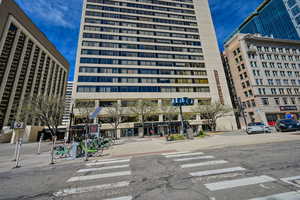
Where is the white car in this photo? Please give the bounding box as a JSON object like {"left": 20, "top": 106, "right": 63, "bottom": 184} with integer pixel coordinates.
{"left": 246, "top": 122, "right": 272, "bottom": 134}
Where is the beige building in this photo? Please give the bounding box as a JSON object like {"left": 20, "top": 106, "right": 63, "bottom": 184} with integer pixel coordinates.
{"left": 224, "top": 33, "right": 300, "bottom": 127}
{"left": 73, "top": 0, "right": 237, "bottom": 137}
{"left": 0, "top": 0, "right": 69, "bottom": 141}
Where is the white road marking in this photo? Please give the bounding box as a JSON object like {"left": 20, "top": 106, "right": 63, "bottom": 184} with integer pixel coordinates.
{"left": 53, "top": 181, "right": 130, "bottom": 197}
{"left": 280, "top": 175, "right": 300, "bottom": 187}
{"left": 165, "top": 152, "right": 204, "bottom": 158}
{"left": 181, "top": 160, "right": 228, "bottom": 168}
{"left": 104, "top": 196, "right": 133, "bottom": 200}
{"left": 86, "top": 159, "right": 130, "bottom": 166}
{"left": 205, "top": 175, "right": 276, "bottom": 191}
{"left": 92, "top": 157, "right": 132, "bottom": 163}
{"left": 161, "top": 151, "right": 190, "bottom": 156}
{"left": 248, "top": 191, "right": 300, "bottom": 200}
{"left": 67, "top": 171, "right": 131, "bottom": 182}
{"left": 77, "top": 164, "right": 130, "bottom": 173}
{"left": 174, "top": 156, "right": 214, "bottom": 162}
{"left": 190, "top": 167, "right": 246, "bottom": 177}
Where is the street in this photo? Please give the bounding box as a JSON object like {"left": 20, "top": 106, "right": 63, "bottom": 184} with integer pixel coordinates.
{"left": 1, "top": 138, "right": 300, "bottom": 200}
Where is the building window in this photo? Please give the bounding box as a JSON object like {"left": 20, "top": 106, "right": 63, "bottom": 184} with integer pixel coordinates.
{"left": 262, "top": 98, "right": 269, "bottom": 105}
{"left": 291, "top": 97, "right": 296, "bottom": 104}
{"left": 274, "top": 98, "right": 280, "bottom": 105}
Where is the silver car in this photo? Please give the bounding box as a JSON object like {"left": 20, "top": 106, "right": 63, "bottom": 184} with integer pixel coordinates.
{"left": 246, "top": 122, "right": 272, "bottom": 134}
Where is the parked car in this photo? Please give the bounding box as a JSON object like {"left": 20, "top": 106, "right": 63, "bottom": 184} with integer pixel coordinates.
{"left": 275, "top": 119, "right": 300, "bottom": 132}
{"left": 246, "top": 122, "right": 272, "bottom": 134}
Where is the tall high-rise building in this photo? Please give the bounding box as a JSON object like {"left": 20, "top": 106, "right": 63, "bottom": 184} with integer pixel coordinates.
{"left": 73, "top": 0, "right": 237, "bottom": 136}
{"left": 62, "top": 81, "right": 74, "bottom": 126}
{"left": 0, "top": 0, "right": 69, "bottom": 139}
{"left": 225, "top": 0, "right": 300, "bottom": 44}
{"left": 224, "top": 33, "right": 300, "bottom": 127}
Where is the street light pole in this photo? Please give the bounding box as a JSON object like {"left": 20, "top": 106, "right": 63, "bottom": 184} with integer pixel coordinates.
{"left": 179, "top": 105, "right": 184, "bottom": 135}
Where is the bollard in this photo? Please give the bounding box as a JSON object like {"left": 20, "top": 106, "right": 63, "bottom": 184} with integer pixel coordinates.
{"left": 15, "top": 136, "right": 23, "bottom": 168}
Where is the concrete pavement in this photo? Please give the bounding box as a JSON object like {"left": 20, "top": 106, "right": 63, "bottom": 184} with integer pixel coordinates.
{"left": 106, "top": 132, "right": 300, "bottom": 158}
{"left": 1, "top": 139, "right": 300, "bottom": 199}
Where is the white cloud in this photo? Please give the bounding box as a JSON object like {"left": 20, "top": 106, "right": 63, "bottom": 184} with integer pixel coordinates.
{"left": 15, "top": 0, "right": 82, "bottom": 28}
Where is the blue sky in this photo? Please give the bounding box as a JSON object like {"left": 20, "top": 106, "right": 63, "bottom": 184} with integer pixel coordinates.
{"left": 15, "top": 0, "right": 263, "bottom": 80}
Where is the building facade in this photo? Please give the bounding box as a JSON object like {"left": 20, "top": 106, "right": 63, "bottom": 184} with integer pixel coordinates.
{"left": 224, "top": 33, "right": 300, "bottom": 127}
{"left": 73, "top": 0, "right": 237, "bottom": 136}
{"left": 225, "top": 0, "right": 300, "bottom": 44}
{"left": 62, "top": 81, "right": 73, "bottom": 126}
{"left": 0, "top": 0, "right": 69, "bottom": 137}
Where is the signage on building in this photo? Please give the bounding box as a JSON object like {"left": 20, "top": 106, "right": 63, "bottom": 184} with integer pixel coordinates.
{"left": 172, "top": 97, "right": 194, "bottom": 106}
{"left": 89, "top": 107, "right": 102, "bottom": 119}
{"left": 13, "top": 121, "right": 25, "bottom": 129}
{"left": 279, "top": 106, "right": 298, "bottom": 111}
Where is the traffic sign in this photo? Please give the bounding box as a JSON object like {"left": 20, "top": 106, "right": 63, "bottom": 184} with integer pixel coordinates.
{"left": 13, "top": 121, "right": 25, "bottom": 129}
{"left": 89, "top": 107, "right": 102, "bottom": 119}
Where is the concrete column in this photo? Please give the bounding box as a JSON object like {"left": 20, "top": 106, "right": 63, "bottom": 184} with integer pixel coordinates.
{"left": 44, "top": 58, "right": 53, "bottom": 96}
{"left": 48, "top": 64, "right": 58, "bottom": 97}
{"left": 159, "top": 114, "right": 164, "bottom": 122}
{"left": 117, "top": 100, "right": 122, "bottom": 105}
{"left": 4, "top": 37, "right": 29, "bottom": 125}
{"left": 117, "top": 129, "right": 121, "bottom": 139}
{"left": 0, "top": 29, "right": 21, "bottom": 101}
{"left": 138, "top": 127, "right": 143, "bottom": 137}
{"left": 29, "top": 50, "right": 43, "bottom": 97}
{"left": 17, "top": 44, "right": 37, "bottom": 120}
{"left": 29, "top": 50, "right": 43, "bottom": 126}
{"left": 37, "top": 55, "right": 48, "bottom": 96}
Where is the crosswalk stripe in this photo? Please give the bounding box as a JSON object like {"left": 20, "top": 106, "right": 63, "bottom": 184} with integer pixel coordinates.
{"left": 181, "top": 160, "right": 228, "bottom": 168}
{"left": 77, "top": 165, "right": 130, "bottom": 173}
{"left": 161, "top": 151, "right": 190, "bottom": 156}
{"left": 280, "top": 175, "right": 300, "bottom": 187}
{"left": 190, "top": 167, "right": 246, "bottom": 177}
{"left": 174, "top": 156, "right": 214, "bottom": 162}
{"left": 53, "top": 181, "right": 130, "bottom": 197}
{"left": 165, "top": 152, "right": 204, "bottom": 158}
{"left": 248, "top": 191, "right": 300, "bottom": 200}
{"left": 92, "top": 157, "right": 132, "bottom": 163}
{"left": 104, "top": 196, "right": 133, "bottom": 200}
{"left": 67, "top": 171, "right": 131, "bottom": 182}
{"left": 86, "top": 159, "right": 130, "bottom": 166}
{"left": 205, "top": 175, "right": 276, "bottom": 191}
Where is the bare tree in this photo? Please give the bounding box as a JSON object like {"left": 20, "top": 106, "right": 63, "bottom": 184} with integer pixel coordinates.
{"left": 23, "top": 95, "right": 65, "bottom": 164}
{"left": 75, "top": 100, "right": 95, "bottom": 161}
{"left": 192, "top": 101, "right": 233, "bottom": 132}
{"left": 160, "top": 102, "right": 179, "bottom": 136}
{"left": 129, "top": 100, "right": 158, "bottom": 137}
{"left": 105, "top": 103, "right": 125, "bottom": 139}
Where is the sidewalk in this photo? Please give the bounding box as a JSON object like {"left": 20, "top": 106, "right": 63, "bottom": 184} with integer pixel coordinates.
{"left": 0, "top": 131, "right": 299, "bottom": 173}
{"left": 0, "top": 142, "right": 84, "bottom": 173}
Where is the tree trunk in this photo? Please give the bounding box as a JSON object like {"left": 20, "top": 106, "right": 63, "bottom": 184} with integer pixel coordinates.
{"left": 211, "top": 121, "right": 217, "bottom": 132}
{"left": 141, "top": 118, "right": 145, "bottom": 138}
{"left": 50, "top": 136, "right": 57, "bottom": 164}
{"left": 114, "top": 128, "right": 117, "bottom": 140}
{"left": 84, "top": 125, "right": 88, "bottom": 161}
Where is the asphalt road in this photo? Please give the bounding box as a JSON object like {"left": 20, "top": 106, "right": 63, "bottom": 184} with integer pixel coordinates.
{"left": 1, "top": 140, "right": 300, "bottom": 200}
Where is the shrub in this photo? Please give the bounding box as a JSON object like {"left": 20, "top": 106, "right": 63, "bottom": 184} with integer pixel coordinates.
{"left": 196, "top": 130, "right": 207, "bottom": 138}
{"left": 167, "top": 134, "right": 186, "bottom": 141}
